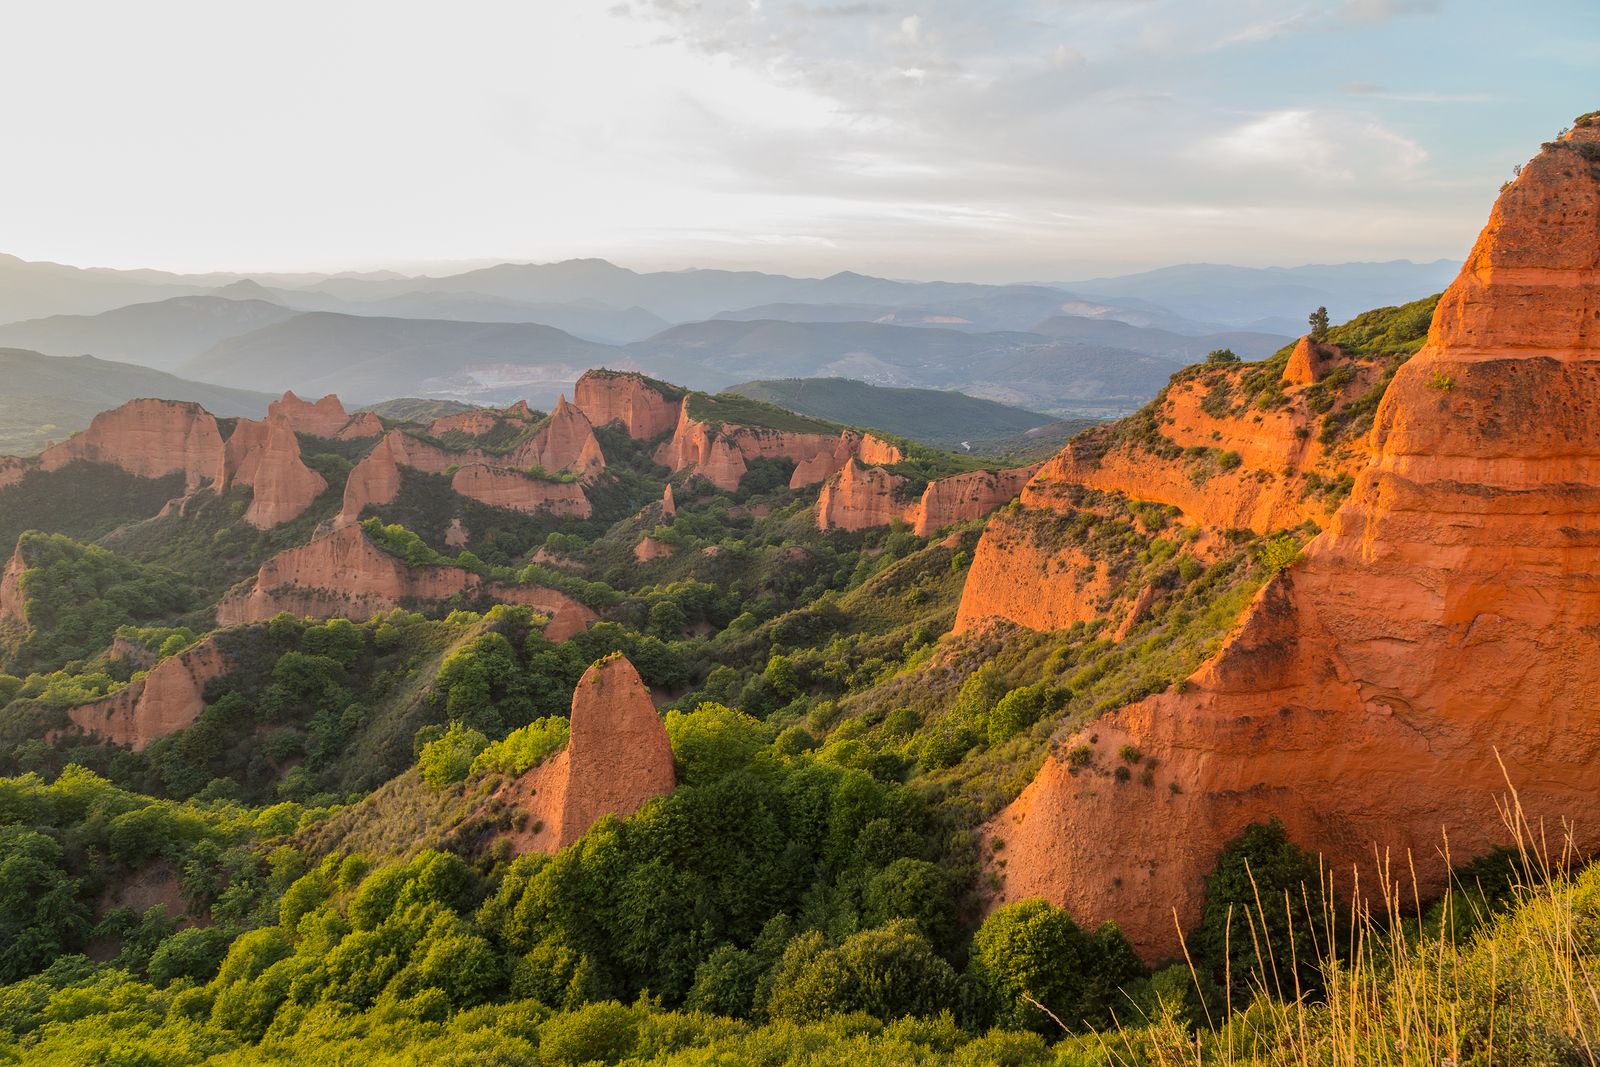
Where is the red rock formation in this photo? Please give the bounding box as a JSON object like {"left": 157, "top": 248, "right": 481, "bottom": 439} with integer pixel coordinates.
{"left": 661, "top": 484, "right": 677, "bottom": 518}
{"left": 634, "top": 536, "right": 674, "bottom": 562}
{"left": 815, "top": 460, "right": 1037, "bottom": 535}
{"left": 335, "top": 412, "right": 385, "bottom": 440}
{"left": 226, "top": 414, "right": 328, "bottom": 528}
{"left": 1283, "top": 337, "right": 1337, "bottom": 386}
{"left": 444, "top": 517, "right": 470, "bottom": 549}
{"left": 64, "top": 638, "right": 230, "bottom": 751}
{"left": 270, "top": 391, "right": 352, "bottom": 437}
{"left": 816, "top": 460, "right": 908, "bottom": 531}
{"left": 0, "top": 540, "right": 27, "bottom": 624}
{"left": 216, "top": 525, "right": 597, "bottom": 640}
{"left": 0, "top": 456, "right": 25, "bottom": 490}
{"left": 954, "top": 341, "right": 1381, "bottom": 634}
{"left": 449, "top": 464, "right": 592, "bottom": 518}
{"left": 858, "top": 434, "right": 905, "bottom": 466}
{"left": 655, "top": 404, "right": 856, "bottom": 492}
{"left": 429, "top": 409, "right": 503, "bottom": 438}
{"left": 37, "top": 399, "right": 226, "bottom": 491}
{"left": 983, "top": 123, "right": 1600, "bottom": 962}
{"left": 507, "top": 396, "right": 606, "bottom": 483}
{"left": 907, "top": 465, "right": 1038, "bottom": 537}
{"left": 504, "top": 400, "right": 536, "bottom": 421}
{"left": 503, "top": 655, "right": 676, "bottom": 852}
{"left": 336, "top": 430, "right": 463, "bottom": 526}
{"left": 574, "top": 369, "right": 684, "bottom": 440}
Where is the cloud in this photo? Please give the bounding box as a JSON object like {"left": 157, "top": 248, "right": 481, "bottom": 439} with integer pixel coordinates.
{"left": 1341, "top": 0, "right": 1441, "bottom": 24}
{"left": 1341, "top": 83, "right": 1493, "bottom": 104}
{"left": 1207, "top": 109, "right": 1427, "bottom": 182}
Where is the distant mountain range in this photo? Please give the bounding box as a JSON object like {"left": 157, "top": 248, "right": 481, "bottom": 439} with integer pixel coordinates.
{"left": 0, "top": 348, "right": 271, "bottom": 455}
{"left": 0, "top": 251, "right": 1454, "bottom": 416}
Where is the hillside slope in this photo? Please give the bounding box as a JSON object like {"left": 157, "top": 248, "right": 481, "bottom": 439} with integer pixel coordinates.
{"left": 724, "top": 377, "right": 1072, "bottom": 452}
{"left": 0, "top": 349, "right": 273, "bottom": 455}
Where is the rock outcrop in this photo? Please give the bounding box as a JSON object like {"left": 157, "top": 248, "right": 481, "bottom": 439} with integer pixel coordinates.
{"left": 429, "top": 409, "right": 504, "bottom": 438}
{"left": 954, "top": 340, "right": 1387, "bottom": 634}
{"left": 502, "top": 655, "right": 676, "bottom": 852}
{"left": 338, "top": 414, "right": 600, "bottom": 527}
{"left": 574, "top": 369, "right": 684, "bottom": 440}
{"left": 449, "top": 465, "right": 591, "bottom": 518}
{"left": 816, "top": 460, "right": 1039, "bottom": 535}
{"left": 982, "top": 122, "right": 1600, "bottom": 962}
{"left": 633, "top": 536, "right": 674, "bottom": 562}
{"left": 907, "top": 465, "right": 1039, "bottom": 537}
{"left": 216, "top": 525, "right": 597, "bottom": 640}
{"left": 37, "top": 399, "right": 227, "bottom": 491}
{"left": 225, "top": 414, "right": 328, "bottom": 528}
{"left": 789, "top": 431, "right": 906, "bottom": 489}
{"left": 64, "top": 638, "right": 231, "bottom": 751}
{"left": 507, "top": 396, "right": 606, "bottom": 482}
{"left": 0, "top": 541, "right": 27, "bottom": 624}
{"left": 269, "top": 391, "right": 353, "bottom": 437}
{"left": 335, "top": 412, "right": 385, "bottom": 440}
{"left": 815, "top": 460, "right": 909, "bottom": 531}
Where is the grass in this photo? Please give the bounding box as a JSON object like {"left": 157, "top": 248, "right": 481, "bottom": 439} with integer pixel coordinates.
{"left": 1084, "top": 768, "right": 1600, "bottom": 1066}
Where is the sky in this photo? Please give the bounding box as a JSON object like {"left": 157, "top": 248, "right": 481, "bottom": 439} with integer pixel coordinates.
{"left": 0, "top": 0, "right": 1593, "bottom": 281}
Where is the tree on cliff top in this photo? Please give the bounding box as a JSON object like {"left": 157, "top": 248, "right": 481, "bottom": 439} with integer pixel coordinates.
{"left": 1308, "top": 306, "right": 1330, "bottom": 344}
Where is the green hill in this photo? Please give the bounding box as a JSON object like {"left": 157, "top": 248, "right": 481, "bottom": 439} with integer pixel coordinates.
{"left": 0, "top": 348, "right": 272, "bottom": 456}
{"left": 724, "top": 376, "right": 1090, "bottom": 454}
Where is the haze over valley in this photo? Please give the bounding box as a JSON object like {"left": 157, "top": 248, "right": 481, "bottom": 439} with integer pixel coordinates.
{"left": 1, "top": 3, "right": 1596, "bottom": 1064}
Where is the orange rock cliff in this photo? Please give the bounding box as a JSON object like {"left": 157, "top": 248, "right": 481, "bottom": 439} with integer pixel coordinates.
{"left": 815, "top": 459, "right": 1039, "bottom": 535}
{"left": 500, "top": 655, "right": 677, "bottom": 853}
{"left": 215, "top": 525, "right": 597, "bottom": 640}
{"left": 0, "top": 541, "right": 28, "bottom": 624}
{"left": 224, "top": 413, "right": 328, "bottom": 528}
{"left": 979, "top": 123, "right": 1600, "bottom": 962}
{"left": 573, "top": 369, "right": 684, "bottom": 441}
{"left": 37, "top": 399, "right": 227, "bottom": 491}
{"left": 63, "top": 637, "right": 232, "bottom": 751}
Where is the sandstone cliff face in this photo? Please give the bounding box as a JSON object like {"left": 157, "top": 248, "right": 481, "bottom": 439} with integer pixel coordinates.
{"left": 0, "top": 541, "right": 27, "bottom": 624}
{"left": 955, "top": 341, "right": 1381, "bottom": 633}
{"left": 335, "top": 412, "right": 385, "bottom": 440}
{"left": 226, "top": 414, "right": 328, "bottom": 528}
{"left": 655, "top": 405, "right": 867, "bottom": 493}
{"left": 908, "top": 465, "right": 1039, "bottom": 537}
{"left": 507, "top": 396, "right": 606, "bottom": 483}
{"left": 788, "top": 431, "right": 905, "bottom": 489}
{"left": 65, "top": 637, "right": 231, "bottom": 751}
{"left": 270, "top": 391, "right": 353, "bottom": 437}
{"left": 503, "top": 655, "right": 676, "bottom": 853}
{"left": 633, "top": 536, "right": 674, "bottom": 562}
{"left": 429, "top": 409, "right": 504, "bottom": 438}
{"left": 37, "top": 399, "right": 226, "bottom": 491}
{"left": 574, "top": 369, "right": 683, "bottom": 440}
{"left": 815, "top": 460, "right": 909, "bottom": 531}
{"left": 216, "top": 525, "right": 597, "bottom": 640}
{"left": 449, "top": 465, "right": 592, "bottom": 518}
{"left": 815, "top": 460, "right": 1039, "bottom": 535}
{"left": 338, "top": 417, "right": 599, "bottom": 527}
{"left": 983, "top": 124, "right": 1600, "bottom": 961}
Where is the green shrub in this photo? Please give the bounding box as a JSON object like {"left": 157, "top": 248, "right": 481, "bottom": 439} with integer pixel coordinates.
{"left": 417, "top": 723, "right": 490, "bottom": 787}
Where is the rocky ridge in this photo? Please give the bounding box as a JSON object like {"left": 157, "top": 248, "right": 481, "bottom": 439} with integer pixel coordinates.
{"left": 215, "top": 525, "right": 597, "bottom": 640}
{"left": 979, "top": 123, "right": 1600, "bottom": 960}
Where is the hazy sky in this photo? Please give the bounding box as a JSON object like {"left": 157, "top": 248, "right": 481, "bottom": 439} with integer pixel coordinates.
{"left": 0, "top": 0, "right": 1592, "bottom": 280}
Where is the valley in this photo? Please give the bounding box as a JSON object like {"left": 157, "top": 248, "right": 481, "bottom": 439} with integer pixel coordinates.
{"left": 0, "top": 97, "right": 1597, "bottom": 1067}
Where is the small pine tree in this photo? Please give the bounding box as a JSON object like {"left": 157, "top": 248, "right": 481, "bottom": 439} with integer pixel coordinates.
{"left": 1308, "top": 306, "right": 1330, "bottom": 343}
